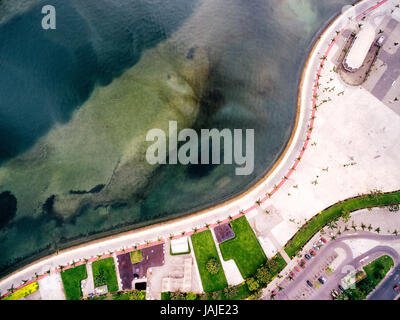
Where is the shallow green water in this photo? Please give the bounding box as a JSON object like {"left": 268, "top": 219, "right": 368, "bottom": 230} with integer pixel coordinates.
{"left": 0, "top": 0, "right": 353, "bottom": 276}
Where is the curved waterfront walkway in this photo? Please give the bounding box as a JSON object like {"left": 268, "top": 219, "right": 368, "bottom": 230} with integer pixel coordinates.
{"left": 0, "top": 0, "right": 393, "bottom": 299}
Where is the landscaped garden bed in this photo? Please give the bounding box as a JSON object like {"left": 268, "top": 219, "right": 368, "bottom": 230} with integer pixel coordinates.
{"left": 130, "top": 250, "right": 143, "bottom": 264}
{"left": 92, "top": 257, "right": 119, "bottom": 293}
{"left": 337, "top": 255, "right": 394, "bottom": 300}
{"left": 191, "top": 230, "right": 228, "bottom": 292}
{"left": 2, "top": 281, "right": 39, "bottom": 300}
{"left": 284, "top": 190, "right": 400, "bottom": 258}
{"left": 219, "top": 216, "right": 267, "bottom": 279}
{"left": 60, "top": 264, "right": 87, "bottom": 300}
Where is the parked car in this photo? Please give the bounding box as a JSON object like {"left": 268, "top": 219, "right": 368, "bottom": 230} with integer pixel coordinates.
{"left": 313, "top": 244, "right": 320, "bottom": 251}
{"left": 305, "top": 254, "right": 311, "bottom": 260}
{"left": 376, "top": 35, "right": 385, "bottom": 47}
{"left": 394, "top": 285, "right": 399, "bottom": 291}
{"left": 306, "top": 280, "right": 313, "bottom": 287}
{"left": 320, "top": 237, "right": 327, "bottom": 243}
{"left": 331, "top": 290, "right": 338, "bottom": 298}
{"left": 299, "top": 259, "right": 306, "bottom": 269}
{"left": 318, "top": 277, "right": 326, "bottom": 284}
{"left": 309, "top": 249, "right": 316, "bottom": 256}
{"left": 338, "top": 284, "right": 345, "bottom": 292}
{"left": 294, "top": 266, "right": 300, "bottom": 273}
{"left": 289, "top": 271, "right": 295, "bottom": 278}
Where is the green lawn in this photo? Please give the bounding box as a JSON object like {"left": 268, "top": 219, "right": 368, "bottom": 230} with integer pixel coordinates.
{"left": 92, "top": 257, "right": 119, "bottom": 293}
{"left": 339, "top": 255, "right": 394, "bottom": 300}
{"left": 130, "top": 250, "right": 143, "bottom": 264}
{"left": 60, "top": 265, "right": 87, "bottom": 300}
{"left": 284, "top": 191, "right": 400, "bottom": 257}
{"left": 191, "top": 230, "right": 228, "bottom": 292}
{"left": 219, "top": 216, "right": 267, "bottom": 279}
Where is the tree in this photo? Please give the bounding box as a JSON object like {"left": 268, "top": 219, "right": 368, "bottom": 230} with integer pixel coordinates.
{"left": 246, "top": 277, "right": 260, "bottom": 292}
{"left": 128, "top": 290, "right": 146, "bottom": 300}
{"left": 375, "top": 227, "right": 381, "bottom": 234}
{"left": 223, "top": 286, "right": 238, "bottom": 299}
{"left": 248, "top": 289, "right": 262, "bottom": 300}
{"left": 341, "top": 209, "right": 351, "bottom": 222}
{"left": 256, "top": 266, "right": 271, "bottom": 284}
{"left": 95, "top": 270, "right": 105, "bottom": 286}
{"left": 210, "top": 291, "right": 220, "bottom": 300}
{"left": 170, "top": 291, "right": 185, "bottom": 300}
{"left": 388, "top": 204, "right": 399, "bottom": 212}
{"left": 206, "top": 258, "right": 220, "bottom": 275}
{"left": 186, "top": 292, "right": 197, "bottom": 300}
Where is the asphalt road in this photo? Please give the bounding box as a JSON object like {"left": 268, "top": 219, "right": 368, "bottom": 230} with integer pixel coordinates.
{"left": 367, "top": 263, "right": 400, "bottom": 300}
{"left": 268, "top": 231, "right": 400, "bottom": 300}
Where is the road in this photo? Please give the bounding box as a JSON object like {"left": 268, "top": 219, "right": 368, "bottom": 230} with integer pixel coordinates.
{"left": 367, "top": 263, "right": 400, "bottom": 300}
{"left": 267, "top": 231, "right": 400, "bottom": 300}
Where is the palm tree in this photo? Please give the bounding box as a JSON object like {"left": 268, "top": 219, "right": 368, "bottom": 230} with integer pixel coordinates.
{"left": 393, "top": 230, "right": 398, "bottom": 236}
{"left": 59, "top": 265, "right": 64, "bottom": 272}
{"left": 327, "top": 222, "right": 337, "bottom": 230}
{"left": 331, "top": 235, "right": 336, "bottom": 241}
{"left": 367, "top": 224, "right": 373, "bottom": 232}
{"left": 169, "top": 234, "right": 174, "bottom": 240}
{"left": 228, "top": 215, "right": 233, "bottom": 221}
{"left": 256, "top": 199, "right": 262, "bottom": 206}
{"left": 375, "top": 227, "right": 381, "bottom": 234}
{"left": 193, "top": 227, "right": 198, "bottom": 233}
{"left": 205, "top": 223, "right": 210, "bottom": 229}
{"left": 181, "top": 231, "right": 186, "bottom": 236}
{"left": 217, "top": 220, "right": 221, "bottom": 225}
{"left": 71, "top": 261, "right": 76, "bottom": 267}
{"left": 8, "top": 285, "right": 14, "bottom": 293}
{"left": 239, "top": 210, "right": 244, "bottom": 215}
{"left": 361, "top": 223, "right": 366, "bottom": 231}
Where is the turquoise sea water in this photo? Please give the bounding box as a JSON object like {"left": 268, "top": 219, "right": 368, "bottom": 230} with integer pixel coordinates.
{"left": 0, "top": 0, "right": 352, "bottom": 276}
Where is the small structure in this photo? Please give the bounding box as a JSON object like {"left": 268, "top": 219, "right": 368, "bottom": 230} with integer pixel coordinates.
{"left": 94, "top": 285, "right": 108, "bottom": 296}
{"left": 170, "top": 237, "right": 190, "bottom": 254}
{"left": 161, "top": 258, "right": 193, "bottom": 293}
{"left": 214, "top": 223, "right": 235, "bottom": 243}
{"left": 343, "top": 23, "right": 376, "bottom": 72}
{"left": 340, "top": 268, "right": 366, "bottom": 289}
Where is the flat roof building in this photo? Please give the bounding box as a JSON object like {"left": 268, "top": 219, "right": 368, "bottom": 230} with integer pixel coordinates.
{"left": 343, "top": 23, "right": 376, "bottom": 71}
{"left": 170, "top": 237, "right": 190, "bottom": 254}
